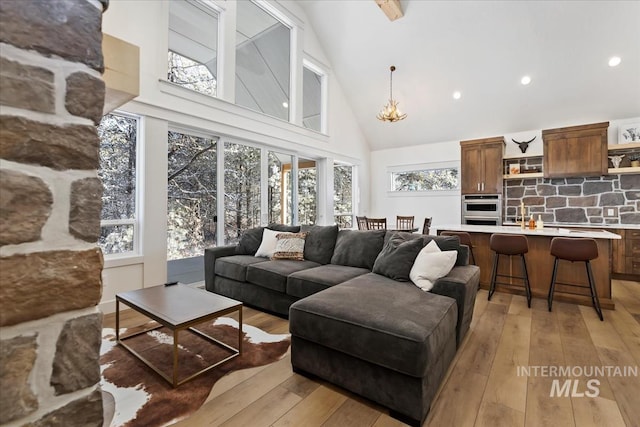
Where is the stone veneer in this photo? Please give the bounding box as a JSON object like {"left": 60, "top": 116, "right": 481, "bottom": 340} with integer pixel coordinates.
{"left": 505, "top": 157, "right": 640, "bottom": 225}
{"left": 0, "top": 1, "right": 108, "bottom": 426}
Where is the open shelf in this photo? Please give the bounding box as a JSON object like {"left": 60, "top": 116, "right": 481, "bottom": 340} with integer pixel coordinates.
{"left": 503, "top": 172, "right": 544, "bottom": 179}
{"left": 608, "top": 167, "right": 640, "bottom": 174}
{"left": 608, "top": 142, "right": 640, "bottom": 151}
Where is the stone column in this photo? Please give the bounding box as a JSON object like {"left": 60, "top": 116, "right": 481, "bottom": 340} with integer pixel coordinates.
{"left": 0, "top": 1, "right": 108, "bottom": 425}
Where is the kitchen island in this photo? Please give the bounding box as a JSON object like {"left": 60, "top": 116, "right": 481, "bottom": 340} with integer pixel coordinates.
{"left": 435, "top": 224, "right": 621, "bottom": 309}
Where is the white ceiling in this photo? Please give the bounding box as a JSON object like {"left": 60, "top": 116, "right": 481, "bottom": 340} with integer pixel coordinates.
{"left": 299, "top": 1, "right": 640, "bottom": 150}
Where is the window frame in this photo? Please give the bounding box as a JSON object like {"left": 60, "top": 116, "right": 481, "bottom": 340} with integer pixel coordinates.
{"left": 167, "top": 0, "right": 222, "bottom": 98}
{"left": 98, "top": 111, "right": 142, "bottom": 259}
{"left": 387, "top": 161, "right": 461, "bottom": 196}
{"left": 302, "top": 58, "right": 328, "bottom": 134}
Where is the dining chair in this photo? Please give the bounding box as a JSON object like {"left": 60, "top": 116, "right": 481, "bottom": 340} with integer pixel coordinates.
{"left": 356, "top": 216, "right": 368, "bottom": 230}
{"left": 422, "top": 217, "right": 432, "bottom": 235}
{"left": 396, "top": 215, "right": 415, "bottom": 231}
{"left": 366, "top": 217, "right": 387, "bottom": 230}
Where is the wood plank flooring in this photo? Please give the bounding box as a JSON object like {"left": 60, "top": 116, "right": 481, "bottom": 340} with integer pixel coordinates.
{"left": 102, "top": 279, "right": 640, "bottom": 427}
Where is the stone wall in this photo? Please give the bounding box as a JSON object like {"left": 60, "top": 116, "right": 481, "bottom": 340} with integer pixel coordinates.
{"left": 0, "top": 1, "right": 107, "bottom": 426}
{"left": 504, "top": 158, "right": 640, "bottom": 225}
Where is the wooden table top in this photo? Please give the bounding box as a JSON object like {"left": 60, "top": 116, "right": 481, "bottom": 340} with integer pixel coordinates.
{"left": 116, "top": 284, "right": 241, "bottom": 328}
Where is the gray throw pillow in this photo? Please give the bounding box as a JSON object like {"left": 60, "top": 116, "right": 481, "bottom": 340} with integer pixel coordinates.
{"left": 330, "top": 229, "right": 386, "bottom": 270}
{"left": 235, "top": 227, "right": 265, "bottom": 255}
{"left": 301, "top": 224, "right": 339, "bottom": 264}
{"left": 384, "top": 232, "right": 465, "bottom": 266}
{"left": 373, "top": 234, "right": 425, "bottom": 281}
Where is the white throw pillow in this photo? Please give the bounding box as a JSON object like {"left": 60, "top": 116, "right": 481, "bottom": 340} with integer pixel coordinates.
{"left": 255, "top": 228, "right": 282, "bottom": 258}
{"left": 410, "top": 240, "right": 457, "bottom": 292}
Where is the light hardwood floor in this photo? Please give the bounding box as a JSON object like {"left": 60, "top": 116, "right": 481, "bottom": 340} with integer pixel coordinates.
{"left": 103, "top": 280, "right": 640, "bottom": 427}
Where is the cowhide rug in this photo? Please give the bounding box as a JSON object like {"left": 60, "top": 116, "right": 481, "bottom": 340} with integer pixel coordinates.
{"left": 100, "top": 317, "right": 290, "bottom": 427}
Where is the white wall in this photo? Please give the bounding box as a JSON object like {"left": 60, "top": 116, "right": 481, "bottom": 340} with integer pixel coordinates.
{"left": 370, "top": 116, "right": 640, "bottom": 232}
{"left": 99, "top": 0, "right": 370, "bottom": 312}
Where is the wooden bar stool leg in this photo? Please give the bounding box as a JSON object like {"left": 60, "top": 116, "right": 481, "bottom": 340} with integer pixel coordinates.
{"left": 547, "top": 257, "right": 559, "bottom": 312}
{"left": 488, "top": 253, "right": 499, "bottom": 301}
{"left": 469, "top": 247, "right": 476, "bottom": 265}
{"left": 585, "top": 260, "right": 604, "bottom": 321}
{"left": 520, "top": 254, "right": 532, "bottom": 308}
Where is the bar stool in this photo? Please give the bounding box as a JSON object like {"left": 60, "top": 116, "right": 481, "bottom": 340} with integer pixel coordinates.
{"left": 547, "top": 237, "right": 603, "bottom": 321}
{"left": 488, "top": 234, "right": 532, "bottom": 307}
{"left": 441, "top": 231, "right": 476, "bottom": 265}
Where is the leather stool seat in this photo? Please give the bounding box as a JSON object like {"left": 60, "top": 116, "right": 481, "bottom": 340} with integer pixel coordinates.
{"left": 548, "top": 237, "right": 603, "bottom": 321}
{"left": 488, "top": 234, "right": 531, "bottom": 307}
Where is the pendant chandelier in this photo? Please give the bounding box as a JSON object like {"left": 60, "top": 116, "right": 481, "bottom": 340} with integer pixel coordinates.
{"left": 377, "top": 65, "right": 407, "bottom": 122}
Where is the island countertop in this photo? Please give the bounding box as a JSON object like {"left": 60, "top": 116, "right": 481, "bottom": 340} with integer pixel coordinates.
{"left": 435, "top": 224, "right": 621, "bottom": 240}
{"left": 436, "top": 224, "right": 619, "bottom": 309}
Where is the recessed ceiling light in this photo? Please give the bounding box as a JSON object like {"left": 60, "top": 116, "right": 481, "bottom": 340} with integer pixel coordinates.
{"left": 608, "top": 56, "right": 621, "bottom": 67}
{"left": 453, "top": 91, "right": 462, "bottom": 100}
{"left": 521, "top": 75, "right": 531, "bottom": 85}
{"left": 282, "top": 102, "right": 289, "bottom": 108}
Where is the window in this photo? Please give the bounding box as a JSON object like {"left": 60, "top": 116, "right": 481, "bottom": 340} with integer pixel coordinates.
{"left": 268, "top": 151, "right": 293, "bottom": 225}
{"left": 224, "top": 142, "right": 261, "bottom": 244}
{"left": 97, "top": 113, "right": 139, "bottom": 255}
{"left": 303, "top": 64, "right": 323, "bottom": 132}
{"left": 333, "top": 163, "right": 353, "bottom": 228}
{"left": 168, "top": 0, "right": 219, "bottom": 96}
{"left": 235, "top": 1, "right": 290, "bottom": 121}
{"left": 167, "top": 131, "right": 217, "bottom": 260}
{"left": 391, "top": 165, "right": 460, "bottom": 192}
{"left": 297, "top": 158, "right": 317, "bottom": 225}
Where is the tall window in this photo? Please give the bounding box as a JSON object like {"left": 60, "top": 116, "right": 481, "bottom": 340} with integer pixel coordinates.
{"left": 235, "top": 1, "right": 290, "bottom": 120}
{"left": 303, "top": 64, "right": 323, "bottom": 132}
{"left": 334, "top": 163, "right": 353, "bottom": 228}
{"left": 268, "top": 151, "right": 293, "bottom": 225}
{"left": 167, "top": 131, "right": 217, "bottom": 260}
{"left": 297, "top": 158, "right": 317, "bottom": 225}
{"left": 224, "top": 143, "right": 261, "bottom": 244}
{"left": 98, "top": 113, "right": 138, "bottom": 256}
{"left": 391, "top": 166, "right": 459, "bottom": 192}
{"left": 168, "top": 0, "right": 219, "bottom": 96}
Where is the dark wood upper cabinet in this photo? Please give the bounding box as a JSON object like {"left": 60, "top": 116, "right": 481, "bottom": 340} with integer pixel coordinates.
{"left": 460, "top": 136, "right": 504, "bottom": 194}
{"left": 542, "top": 122, "right": 609, "bottom": 178}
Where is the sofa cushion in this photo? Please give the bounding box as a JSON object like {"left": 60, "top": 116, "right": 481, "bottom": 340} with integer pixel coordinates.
{"left": 236, "top": 224, "right": 300, "bottom": 255}
{"left": 273, "top": 232, "right": 307, "bottom": 260}
{"left": 215, "top": 255, "right": 269, "bottom": 282}
{"left": 330, "top": 230, "right": 386, "bottom": 270}
{"left": 372, "top": 234, "right": 424, "bottom": 281}
{"left": 255, "top": 228, "right": 281, "bottom": 258}
{"left": 289, "top": 273, "right": 458, "bottom": 378}
{"left": 301, "top": 224, "right": 339, "bottom": 265}
{"left": 286, "top": 264, "right": 370, "bottom": 299}
{"left": 246, "top": 259, "right": 320, "bottom": 293}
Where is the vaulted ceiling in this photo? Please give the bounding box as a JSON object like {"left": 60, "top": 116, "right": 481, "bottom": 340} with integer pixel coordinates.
{"left": 299, "top": 1, "right": 640, "bottom": 150}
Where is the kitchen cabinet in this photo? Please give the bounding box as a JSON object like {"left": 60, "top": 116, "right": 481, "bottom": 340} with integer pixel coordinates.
{"left": 542, "top": 122, "right": 609, "bottom": 178}
{"left": 460, "top": 136, "right": 504, "bottom": 194}
{"left": 612, "top": 228, "right": 640, "bottom": 279}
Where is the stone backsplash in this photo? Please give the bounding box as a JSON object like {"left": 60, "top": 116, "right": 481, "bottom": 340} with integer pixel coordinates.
{"left": 504, "top": 162, "right": 640, "bottom": 225}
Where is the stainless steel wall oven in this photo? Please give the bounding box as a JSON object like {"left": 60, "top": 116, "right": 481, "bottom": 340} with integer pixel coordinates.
{"left": 461, "top": 194, "right": 502, "bottom": 226}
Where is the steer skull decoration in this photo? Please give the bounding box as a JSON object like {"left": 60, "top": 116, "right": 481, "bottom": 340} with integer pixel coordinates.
{"left": 512, "top": 136, "right": 536, "bottom": 154}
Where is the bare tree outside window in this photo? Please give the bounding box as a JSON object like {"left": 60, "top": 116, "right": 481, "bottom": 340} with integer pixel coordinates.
{"left": 98, "top": 113, "right": 138, "bottom": 255}
{"left": 334, "top": 164, "right": 353, "bottom": 228}
{"left": 167, "top": 131, "right": 217, "bottom": 260}
{"left": 392, "top": 167, "right": 459, "bottom": 191}
{"left": 297, "top": 159, "right": 317, "bottom": 225}
{"left": 225, "top": 143, "right": 261, "bottom": 244}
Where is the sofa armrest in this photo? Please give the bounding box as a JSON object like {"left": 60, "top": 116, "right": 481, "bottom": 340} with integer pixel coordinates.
{"left": 431, "top": 265, "right": 480, "bottom": 347}
{"left": 204, "top": 246, "right": 237, "bottom": 291}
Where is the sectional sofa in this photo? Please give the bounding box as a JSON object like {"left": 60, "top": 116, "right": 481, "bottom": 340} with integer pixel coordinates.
{"left": 204, "top": 224, "right": 480, "bottom": 425}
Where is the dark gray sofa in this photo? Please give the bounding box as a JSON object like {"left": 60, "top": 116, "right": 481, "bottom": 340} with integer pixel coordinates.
{"left": 204, "top": 224, "right": 480, "bottom": 425}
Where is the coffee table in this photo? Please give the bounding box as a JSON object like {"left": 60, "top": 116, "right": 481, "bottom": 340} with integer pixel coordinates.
{"left": 115, "top": 284, "right": 243, "bottom": 387}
